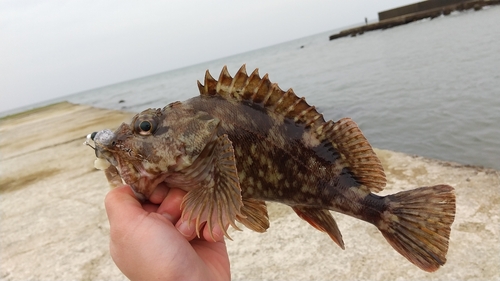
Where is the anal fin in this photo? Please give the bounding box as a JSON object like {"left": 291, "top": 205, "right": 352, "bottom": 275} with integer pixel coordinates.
{"left": 236, "top": 198, "right": 269, "bottom": 233}
{"left": 292, "top": 206, "right": 345, "bottom": 249}
{"left": 180, "top": 134, "right": 244, "bottom": 241}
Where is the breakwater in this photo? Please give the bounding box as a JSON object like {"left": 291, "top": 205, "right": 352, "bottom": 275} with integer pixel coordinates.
{"left": 329, "top": 0, "right": 500, "bottom": 40}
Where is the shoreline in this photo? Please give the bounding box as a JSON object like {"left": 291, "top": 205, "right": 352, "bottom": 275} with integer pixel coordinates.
{"left": 1, "top": 102, "right": 498, "bottom": 280}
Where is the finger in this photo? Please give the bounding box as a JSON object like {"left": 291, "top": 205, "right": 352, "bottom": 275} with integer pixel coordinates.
{"left": 142, "top": 202, "right": 160, "bottom": 213}
{"left": 176, "top": 218, "right": 228, "bottom": 242}
{"left": 148, "top": 182, "right": 170, "bottom": 205}
{"left": 104, "top": 185, "right": 145, "bottom": 229}
{"left": 202, "top": 222, "right": 229, "bottom": 242}
{"left": 157, "top": 188, "right": 186, "bottom": 224}
{"left": 176, "top": 218, "right": 202, "bottom": 241}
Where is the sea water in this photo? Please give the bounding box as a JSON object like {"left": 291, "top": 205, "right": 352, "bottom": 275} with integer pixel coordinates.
{"left": 21, "top": 6, "right": 500, "bottom": 169}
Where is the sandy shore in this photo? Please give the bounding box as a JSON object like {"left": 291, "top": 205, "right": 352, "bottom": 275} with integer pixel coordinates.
{"left": 1, "top": 102, "right": 498, "bottom": 280}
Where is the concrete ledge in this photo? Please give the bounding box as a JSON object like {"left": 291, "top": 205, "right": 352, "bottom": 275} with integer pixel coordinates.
{"left": 1, "top": 102, "right": 498, "bottom": 280}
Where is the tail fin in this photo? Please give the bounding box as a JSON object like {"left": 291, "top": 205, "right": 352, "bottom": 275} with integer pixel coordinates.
{"left": 378, "top": 185, "right": 456, "bottom": 272}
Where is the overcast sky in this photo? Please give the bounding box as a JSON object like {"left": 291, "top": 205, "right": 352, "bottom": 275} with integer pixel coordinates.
{"left": 1, "top": 0, "right": 416, "bottom": 113}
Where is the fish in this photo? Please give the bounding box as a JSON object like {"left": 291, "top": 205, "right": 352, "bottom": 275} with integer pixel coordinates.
{"left": 86, "top": 65, "right": 456, "bottom": 272}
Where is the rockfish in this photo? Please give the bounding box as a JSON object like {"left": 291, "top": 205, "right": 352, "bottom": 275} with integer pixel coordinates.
{"left": 87, "top": 65, "right": 456, "bottom": 272}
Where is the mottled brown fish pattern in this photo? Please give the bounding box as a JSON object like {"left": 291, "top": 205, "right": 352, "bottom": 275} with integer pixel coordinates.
{"left": 88, "top": 65, "right": 456, "bottom": 272}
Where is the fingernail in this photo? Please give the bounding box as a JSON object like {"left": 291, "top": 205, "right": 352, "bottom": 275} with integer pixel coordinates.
{"left": 160, "top": 212, "right": 175, "bottom": 223}
{"left": 176, "top": 220, "right": 192, "bottom": 237}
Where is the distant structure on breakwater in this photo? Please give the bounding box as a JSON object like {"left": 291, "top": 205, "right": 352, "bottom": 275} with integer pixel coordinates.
{"left": 329, "top": 0, "right": 500, "bottom": 40}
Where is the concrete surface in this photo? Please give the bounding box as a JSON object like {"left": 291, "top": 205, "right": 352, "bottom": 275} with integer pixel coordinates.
{"left": 1, "top": 102, "right": 498, "bottom": 280}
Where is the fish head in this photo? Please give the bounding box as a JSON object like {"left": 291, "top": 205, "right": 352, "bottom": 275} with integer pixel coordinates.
{"left": 87, "top": 101, "right": 220, "bottom": 199}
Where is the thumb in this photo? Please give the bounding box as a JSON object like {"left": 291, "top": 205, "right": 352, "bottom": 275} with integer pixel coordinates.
{"left": 105, "top": 185, "right": 145, "bottom": 229}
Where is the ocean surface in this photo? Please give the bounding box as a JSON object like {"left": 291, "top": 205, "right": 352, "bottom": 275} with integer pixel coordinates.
{"left": 17, "top": 7, "right": 500, "bottom": 170}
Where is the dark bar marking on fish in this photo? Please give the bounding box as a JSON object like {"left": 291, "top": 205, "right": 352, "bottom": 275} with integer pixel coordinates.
{"left": 310, "top": 139, "right": 343, "bottom": 165}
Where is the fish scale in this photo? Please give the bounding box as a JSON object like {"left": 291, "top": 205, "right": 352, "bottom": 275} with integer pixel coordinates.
{"left": 89, "top": 65, "right": 456, "bottom": 272}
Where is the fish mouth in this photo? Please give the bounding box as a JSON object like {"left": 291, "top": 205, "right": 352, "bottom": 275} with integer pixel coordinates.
{"left": 105, "top": 155, "right": 160, "bottom": 199}
{"left": 87, "top": 129, "right": 168, "bottom": 201}
{"left": 97, "top": 150, "right": 118, "bottom": 167}
{"left": 105, "top": 154, "right": 166, "bottom": 200}
{"left": 101, "top": 152, "right": 167, "bottom": 201}
{"left": 86, "top": 130, "right": 119, "bottom": 166}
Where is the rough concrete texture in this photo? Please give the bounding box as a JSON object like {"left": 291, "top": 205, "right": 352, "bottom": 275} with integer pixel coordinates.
{"left": 1, "top": 102, "right": 498, "bottom": 281}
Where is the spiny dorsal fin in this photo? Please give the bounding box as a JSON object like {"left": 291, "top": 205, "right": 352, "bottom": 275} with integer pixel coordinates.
{"left": 197, "top": 65, "right": 386, "bottom": 192}
{"left": 197, "top": 65, "right": 326, "bottom": 128}
{"left": 197, "top": 70, "right": 217, "bottom": 96}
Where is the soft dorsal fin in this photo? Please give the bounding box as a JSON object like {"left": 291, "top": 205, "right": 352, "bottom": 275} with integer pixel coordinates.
{"left": 197, "top": 65, "right": 386, "bottom": 192}
{"left": 314, "top": 118, "right": 386, "bottom": 192}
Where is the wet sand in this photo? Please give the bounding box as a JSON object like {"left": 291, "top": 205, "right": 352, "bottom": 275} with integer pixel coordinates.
{"left": 1, "top": 102, "right": 498, "bottom": 280}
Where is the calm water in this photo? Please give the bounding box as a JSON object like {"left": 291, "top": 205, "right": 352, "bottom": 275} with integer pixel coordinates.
{"left": 32, "top": 7, "right": 500, "bottom": 169}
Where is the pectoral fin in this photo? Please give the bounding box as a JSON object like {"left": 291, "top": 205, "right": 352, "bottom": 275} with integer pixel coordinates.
{"left": 292, "top": 206, "right": 345, "bottom": 249}
{"left": 180, "top": 134, "right": 244, "bottom": 241}
{"left": 236, "top": 198, "right": 269, "bottom": 233}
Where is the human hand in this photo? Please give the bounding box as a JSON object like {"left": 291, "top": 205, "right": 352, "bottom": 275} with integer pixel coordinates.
{"left": 104, "top": 184, "right": 231, "bottom": 281}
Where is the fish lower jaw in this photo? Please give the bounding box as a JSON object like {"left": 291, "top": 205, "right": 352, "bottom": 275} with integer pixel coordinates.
{"left": 94, "top": 158, "right": 111, "bottom": 170}
{"left": 129, "top": 173, "right": 169, "bottom": 200}
{"left": 94, "top": 150, "right": 118, "bottom": 167}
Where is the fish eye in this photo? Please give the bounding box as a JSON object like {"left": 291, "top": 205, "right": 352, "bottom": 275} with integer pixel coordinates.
{"left": 134, "top": 118, "right": 157, "bottom": 136}
{"left": 140, "top": 121, "right": 151, "bottom": 132}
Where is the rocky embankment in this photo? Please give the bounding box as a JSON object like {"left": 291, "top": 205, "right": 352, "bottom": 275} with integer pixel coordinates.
{"left": 1, "top": 102, "right": 498, "bottom": 280}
